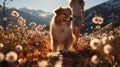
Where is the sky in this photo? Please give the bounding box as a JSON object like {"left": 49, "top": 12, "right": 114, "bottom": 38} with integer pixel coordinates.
{"left": 0, "top": 0, "right": 108, "bottom": 12}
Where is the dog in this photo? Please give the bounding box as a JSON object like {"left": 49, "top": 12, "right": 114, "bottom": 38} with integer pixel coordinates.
{"left": 50, "top": 7, "right": 76, "bottom": 55}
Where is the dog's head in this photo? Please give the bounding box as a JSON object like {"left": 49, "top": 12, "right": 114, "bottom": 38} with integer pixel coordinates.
{"left": 55, "top": 7, "right": 72, "bottom": 22}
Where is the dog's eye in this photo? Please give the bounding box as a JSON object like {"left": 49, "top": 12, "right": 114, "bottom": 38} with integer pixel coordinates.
{"left": 63, "top": 13, "right": 67, "bottom": 16}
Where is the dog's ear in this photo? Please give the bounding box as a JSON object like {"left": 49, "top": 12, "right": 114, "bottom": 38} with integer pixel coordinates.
{"left": 67, "top": 7, "right": 71, "bottom": 14}
{"left": 55, "top": 7, "right": 62, "bottom": 15}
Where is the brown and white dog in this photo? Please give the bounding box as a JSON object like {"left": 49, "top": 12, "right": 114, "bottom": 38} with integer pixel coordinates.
{"left": 50, "top": 7, "right": 76, "bottom": 55}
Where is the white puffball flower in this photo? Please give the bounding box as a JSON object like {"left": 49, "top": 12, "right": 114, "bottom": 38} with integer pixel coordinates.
{"left": 108, "top": 35, "right": 115, "bottom": 41}
{"left": 38, "top": 60, "right": 48, "bottom": 67}
{"left": 0, "top": 52, "right": 5, "bottom": 62}
{"left": 15, "top": 45, "right": 23, "bottom": 52}
{"left": 90, "top": 37, "right": 101, "bottom": 50}
{"left": 11, "top": 10, "right": 19, "bottom": 17}
{"left": 5, "top": 51, "right": 18, "bottom": 63}
{"left": 91, "top": 55, "right": 99, "bottom": 64}
{"left": 103, "top": 44, "right": 113, "bottom": 54}
{"left": 2, "top": 17, "right": 8, "bottom": 22}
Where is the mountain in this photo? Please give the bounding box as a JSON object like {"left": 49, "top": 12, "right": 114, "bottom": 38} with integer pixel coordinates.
{"left": 0, "top": 7, "right": 53, "bottom": 27}
{"left": 0, "top": 0, "right": 120, "bottom": 33}
{"left": 81, "top": 0, "right": 120, "bottom": 33}
{"left": 19, "top": 7, "right": 53, "bottom": 24}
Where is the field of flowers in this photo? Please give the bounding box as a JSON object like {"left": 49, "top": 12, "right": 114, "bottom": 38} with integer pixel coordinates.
{"left": 0, "top": 11, "right": 120, "bottom": 67}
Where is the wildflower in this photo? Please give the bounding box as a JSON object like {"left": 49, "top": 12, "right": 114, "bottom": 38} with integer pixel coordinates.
{"left": 108, "top": 35, "right": 115, "bottom": 41}
{"left": 11, "top": 10, "right": 19, "bottom": 17}
{"left": 29, "top": 22, "right": 36, "bottom": 27}
{"left": 90, "top": 37, "right": 101, "bottom": 50}
{"left": 38, "top": 60, "right": 48, "bottom": 67}
{"left": 0, "top": 43, "right": 4, "bottom": 48}
{"left": 5, "top": 51, "right": 18, "bottom": 63}
{"left": 103, "top": 44, "right": 113, "bottom": 54}
{"left": 91, "top": 55, "right": 99, "bottom": 64}
{"left": 0, "top": 52, "right": 5, "bottom": 62}
{"left": 2, "top": 17, "right": 8, "bottom": 22}
{"left": 15, "top": 45, "right": 23, "bottom": 52}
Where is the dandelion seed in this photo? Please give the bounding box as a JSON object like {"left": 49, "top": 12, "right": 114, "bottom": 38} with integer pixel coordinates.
{"left": 15, "top": 45, "right": 23, "bottom": 52}
{"left": 37, "top": 60, "right": 48, "bottom": 67}
{"left": 11, "top": 10, "right": 19, "bottom": 17}
{"left": 0, "top": 52, "right": 5, "bottom": 62}
{"left": 5, "top": 51, "right": 18, "bottom": 63}
{"left": 103, "top": 44, "right": 113, "bottom": 54}
{"left": 90, "top": 37, "right": 101, "bottom": 50}
{"left": 91, "top": 55, "right": 99, "bottom": 64}
{"left": 0, "top": 43, "right": 4, "bottom": 48}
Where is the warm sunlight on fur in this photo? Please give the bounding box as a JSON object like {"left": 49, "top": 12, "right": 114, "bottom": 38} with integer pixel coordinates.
{"left": 50, "top": 7, "right": 76, "bottom": 54}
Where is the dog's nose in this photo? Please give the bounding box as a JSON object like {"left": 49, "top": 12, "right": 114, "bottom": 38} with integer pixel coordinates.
{"left": 70, "top": 17, "right": 72, "bottom": 21}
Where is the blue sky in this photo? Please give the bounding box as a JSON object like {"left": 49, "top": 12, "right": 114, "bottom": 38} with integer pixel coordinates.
{"left": 0, "top": 0, "right": 108, "bottom": 12}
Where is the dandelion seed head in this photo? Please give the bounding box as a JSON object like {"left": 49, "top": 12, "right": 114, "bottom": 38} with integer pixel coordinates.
{"left": 108, "top": 35, "right": 115, "bottom": 41}
{"left": 15, "top": 45, "right": 23, "bottom": 52}
{"left": 5, "top": 51, "right": 18, "bottom": 63}
{"left": 2, "top": 17, "right": 8, "bottom": 22}
{"left": 11, "top": 10, "right": 19, "bottom": 17}
{"left": 103, "top": 44, "right": 113, "bottom": 54}
{"left": 91, "top": 55, "right": 99, "bottom": 64}
{"left": 90, "top": 38, "right": 101, "bottom": 50}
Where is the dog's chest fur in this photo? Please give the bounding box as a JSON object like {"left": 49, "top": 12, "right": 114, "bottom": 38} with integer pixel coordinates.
{"left": 53, "top": 21, "right": 71, "bottom": 42}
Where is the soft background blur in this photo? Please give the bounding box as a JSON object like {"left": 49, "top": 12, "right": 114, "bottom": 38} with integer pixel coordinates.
{"left": 0, "top": 0, "right": 108, "bottom": 12}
